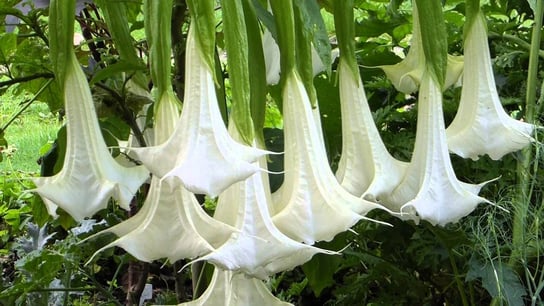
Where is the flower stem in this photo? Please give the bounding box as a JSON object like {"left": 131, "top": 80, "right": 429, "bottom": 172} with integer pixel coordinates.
{"left": 512, "top": 0, "right": 543, "bottom": 268}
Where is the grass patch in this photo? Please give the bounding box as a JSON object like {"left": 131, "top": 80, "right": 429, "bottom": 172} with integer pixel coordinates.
{"left": 0, "top": 89, "right": 62, "bottom": 174}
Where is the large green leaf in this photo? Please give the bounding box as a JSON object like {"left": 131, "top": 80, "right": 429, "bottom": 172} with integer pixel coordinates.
{"left": 466, "top": 256, "right": 526, "bottom": 306}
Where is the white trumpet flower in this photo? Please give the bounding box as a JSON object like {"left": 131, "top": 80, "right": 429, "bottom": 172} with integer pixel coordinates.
{"left": 378, "top": 2, "right": 463, "bottom": 94}
{"left": 88, "top": 177, "right": 234, "bottom": 263}
{"left": 131, "top": 24, "right": 268, "bottom": 197}
{"left": 386, "top": 72, "right": 491, "bottom": 226}
{"left": 446, "top": 14, "right": 534, "bottom": 160}
{"left": 272, "top": 71, "right": 385, "bottom": 244}
{"left": 193, "top": 126, "right": 333, "bottom": 279}
{"left": 178, "top": 269, "right": 292, "bottom": 306}
{"left": 32, "top": 54, "right": 149, "bottom": 221}
{"left": 336, "top": 59, "right": 408, "bottom": 205}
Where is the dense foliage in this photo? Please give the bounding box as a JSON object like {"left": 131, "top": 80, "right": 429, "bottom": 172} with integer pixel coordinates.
{"left": 0, "top": 0, "right": 543, "bottom": 305}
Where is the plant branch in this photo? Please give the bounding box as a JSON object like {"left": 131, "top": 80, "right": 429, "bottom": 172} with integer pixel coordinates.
{"left": 0, "top": 73, "right": 54, "bottom": 88}
{"left": 488, "top": 32, "right": 544, "bottom": 60}
{"left": 512, "top": 0, "right": 543, "bottom": 268}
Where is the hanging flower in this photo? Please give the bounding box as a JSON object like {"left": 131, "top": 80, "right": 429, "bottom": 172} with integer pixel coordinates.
{"left": 32, "top": 54, "right": 149, "bottom": 221}
{"left": 385, "top": 72, "right": 492, "bottom": 226}
{"left": 178, "top": 268, "right": 292, "bottom": 306}
{"left": 335, "top": 59, "right": 408, "bottom": 204}
{"left": 191, "top": 125, "right": 333, "bottom": 279}
{"left": 131, "top": 24, "right": 268, "bottom": 197}
{"left": 378, "top": 1, "right": 463, "bottom": 94}
{"left": 87, "top": 177, "right": 235, "bottom": 263}
{"left": 272, "top": 71, "right": 386, "bottom": 244}
{"left": 446, "top": 13, "right": 534, "bottom": 160}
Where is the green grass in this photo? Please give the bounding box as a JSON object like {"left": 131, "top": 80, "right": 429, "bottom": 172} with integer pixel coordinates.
{"left": 0, "top": 89, "right": 62, "bottom": 174}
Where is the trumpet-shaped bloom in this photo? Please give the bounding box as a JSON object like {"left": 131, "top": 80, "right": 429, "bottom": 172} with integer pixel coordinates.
{"left": 385, "top": 72, "right": 490, "bottom": 226}
{"left": 446, "top": 14, "right": 534, "bottom": 160}
{"left": 378, "top": 2, "right": 463, "bottom": 94}
{"left": 194, "top": 127, "right": 333, "bottom": 279}
{"left": 272, "top": 72, "right": 385, "bottom": 244}
{"left": 336, "top": 59, "right": 408, "bottom": 205}
{"left": 32, "top": 54, "right": 149, "bottom": 221}
{"left": 88, "top": 177, "right": 235, "bottom": 263}
{"left": 178, "top": 269, "right": 292, "bottom": 306}
{"left": 131, "top": 24, "right": 267, "bottom": 197}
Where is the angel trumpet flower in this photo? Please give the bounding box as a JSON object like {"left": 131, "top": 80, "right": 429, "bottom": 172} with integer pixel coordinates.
{"left": 378, "top": 1, "right": 463, "bottom": 94}
{"left": 87, "top": 93, "right": 233, "bottom": 263}
{"left": 178, "top": 268, "right": 292, "bottom": 306}
{"left": 336, "top": 59, "right": 408, "bottom": 204}
{"left": 272, "top": 71, "right": 385, "bottom": 244}
{"left": 131, "top": 24, "right": 267, "bottom": 197}
{"left": 386, "top": 72, "right": 491, "bottom": 226}
{"left": 88, "top": 177, "right": 234, "bottom": 263}
{"left": 32, "top": 54, "right": 149, "bottom": 221}
{"left": 446, "top": 13, "right": 534, "bottom": 160}
{"left": 193, "top": 126, "right": 333, "bottom": 279}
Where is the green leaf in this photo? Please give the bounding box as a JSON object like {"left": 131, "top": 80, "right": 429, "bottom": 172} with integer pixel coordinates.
{"left": 296, "top": 0, "right": 332, "bottom": 76}
{"left": 0, "top": 33, "right": 17, "bottom": 63}
{"left": 90, "top": 60, "right": 147, "bottom": 85}
{"left": 302, "top": 236, "right": 345, "bottom": 297}
{"left": 414, "top": 0, "right": 448, "bottom": 87}
{"left": 466, "top": 256, "right": 526, "bottom": 306}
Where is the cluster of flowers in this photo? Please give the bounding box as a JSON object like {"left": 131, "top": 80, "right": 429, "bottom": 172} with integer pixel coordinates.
{"left": 31, "top": 0, "right": 534, "bottom": 304}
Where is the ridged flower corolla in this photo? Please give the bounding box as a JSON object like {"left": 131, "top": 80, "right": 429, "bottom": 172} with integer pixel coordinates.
{"left": 336, "top": 59, "right": 408, "bottom": 205}
{"left": 385, "top": 72, "right": 491, "bottom": 226}
{"left": 32, "top": 54, "right": 149, "bottom": 221}
{"left": 446, "top": 13, "right": 534, "bottom": 160}
{"left": 131, "top": 25, "right": 268, "bottom": 197}
{"left": 193, "top": 125, "right": 333, "bottom": 279}
{"left": 272, "top": 71, "right": 385, "bottom": 244}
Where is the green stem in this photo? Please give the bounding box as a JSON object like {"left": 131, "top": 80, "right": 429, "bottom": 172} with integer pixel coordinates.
{"left": 0, "top": 79, "right": 53, "bottom": 133}
{"left": 488, "top": 32, "right": 544, "bottom": 60}
{"left": 512, "top": 0, "right": 543, "bottom": 267}
{"left": 270, "top": 0, "right": 296, "bottom": 80}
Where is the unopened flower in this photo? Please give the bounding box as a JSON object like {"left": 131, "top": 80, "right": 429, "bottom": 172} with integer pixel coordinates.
{"left": 336, "top": 59, "right": 408, "bottom": 204}
{"left": 178, "top": 269, "right": 292, "bottom": 306}
{"left": 272, "top": 71, "right": 385, "bottom": 244}
{"left": 33, "top": 54, "right": 149, "bottom": 221}
{"left": 385, "top": 72, "right": 491, "bottom": 226}
{"left": 131, "top": 24, "right": 268, "bottom": 197}
{"left": 378, "top": 1, "right": 463, "bottom": 93}
{"left": 446, "top": 13, "right": 534, "bottom": 160}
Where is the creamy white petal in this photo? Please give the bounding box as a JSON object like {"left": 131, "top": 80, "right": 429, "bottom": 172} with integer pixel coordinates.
{"left": 32, "top": 54, "right": 149, "bottom": 221}
{"left": 193, "top": 126, "right": 333, "bottom": 279}
{"left": 272, "top": 72, "right": 384, "bottom": 244}
{"left": 446, "top": 14, "right": 534, "bottom": 160}
{"left": 177, "top": 269, "right": 292, "bottom": 306}
{"left": 88, "top": 177, "right": 234, "bottom": 263}
{"left": 131, "top": 24, "right": 267, "bottom": 197}
{"left": 378, "top": 2, "right": 463, "bottom": 93}
{"left": 386, "top": 73, "right": 490, "bottom": 226}
{"left": 335, "top": 59, "right": 408, "bottom": 206}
